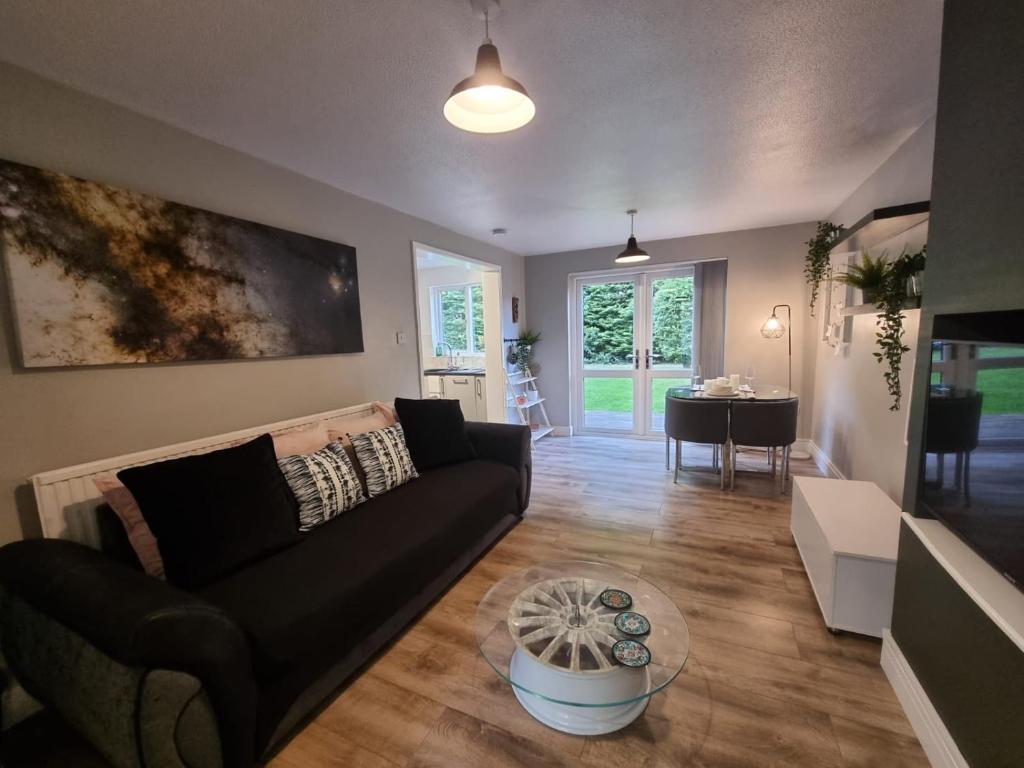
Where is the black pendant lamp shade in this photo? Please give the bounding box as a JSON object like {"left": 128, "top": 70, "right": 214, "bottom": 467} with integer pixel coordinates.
{"left": 615, "top": 210, "right": 651, "bottom": 264}
{"left": 444, "top": 11, "right": 535, "bottom": 134}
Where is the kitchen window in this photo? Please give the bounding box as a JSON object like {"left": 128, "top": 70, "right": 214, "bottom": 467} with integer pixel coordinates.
{"left": 431, "top": 283, "right": 485, "bottom": 354}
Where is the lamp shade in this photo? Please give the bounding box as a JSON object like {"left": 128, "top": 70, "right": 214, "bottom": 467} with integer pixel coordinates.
{"left": 614, "top": 236, "right": 651, "bottom": 264}
{"left": 444, "top": 43, "right": 536, "bottom": 134}
{"left": 760, "top": 314, "right": 786, "bottom": 338}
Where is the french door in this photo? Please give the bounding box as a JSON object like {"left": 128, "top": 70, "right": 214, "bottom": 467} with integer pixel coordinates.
{"left": 571, "top": 266, "right": 696, "bottom": 436}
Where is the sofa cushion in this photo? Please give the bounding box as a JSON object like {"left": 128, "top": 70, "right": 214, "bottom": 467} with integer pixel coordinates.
{"left": 394, "top": 397, "right": 476, "bottom": 471}
{"left": 349, "top": 424, "right": 419, "bottom": 497}
{"left": 118, "top": 434, "right": 301, "bottom": 590}
{"left": 278, "top": 442, "right": 366, "bottom": 531}
{"left": 93, "top": 474, "right": 165, "bottom": 579}
{"left": 198, "top": 459, "right": 519, "bottom": 735}
{"left": 272, "top": 422, "right": 330, "bottom": 458}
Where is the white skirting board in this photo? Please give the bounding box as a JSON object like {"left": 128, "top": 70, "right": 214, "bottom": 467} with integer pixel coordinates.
{"left": 881, "top": 630, "right": 968, "bottom": 768}
{"left": 806, "top": 439, "right": 846, "bottom": 479}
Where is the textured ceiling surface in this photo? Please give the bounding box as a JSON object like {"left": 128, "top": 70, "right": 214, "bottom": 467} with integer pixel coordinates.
{"left": 0, "top": 1, "right": 943, "bottom": 255}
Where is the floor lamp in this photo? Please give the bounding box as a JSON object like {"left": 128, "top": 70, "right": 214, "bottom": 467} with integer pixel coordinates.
{"left": 760, "top": 304, "right": 810, "bottom": 460}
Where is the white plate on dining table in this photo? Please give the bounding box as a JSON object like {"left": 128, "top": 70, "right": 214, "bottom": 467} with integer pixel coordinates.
{"left": 703, "top": 389, "right": 738, "bottom": 398}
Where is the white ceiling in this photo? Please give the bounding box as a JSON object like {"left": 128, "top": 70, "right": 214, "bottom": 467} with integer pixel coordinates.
{"left": 0, "top": 1, "right": 942, "bottom": 255}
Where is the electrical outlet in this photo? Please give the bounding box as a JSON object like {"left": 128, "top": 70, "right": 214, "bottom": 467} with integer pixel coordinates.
{"left": 396, "top": 331, "right": 407, "bottom": 345}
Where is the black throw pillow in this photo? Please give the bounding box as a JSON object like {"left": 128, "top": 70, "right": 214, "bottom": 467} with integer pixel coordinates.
{"left": 118, "top": 433, "right": 300, "bottom": 590}
{"left": 394, "top": 397, "right": 477, "bottom": 471}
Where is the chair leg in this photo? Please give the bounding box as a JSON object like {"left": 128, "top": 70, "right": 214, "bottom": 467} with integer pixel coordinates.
{"left": 730, "top": 442, "right": 736, "bottom": 491}
{"left": 665, "top": 434, "right": 670, "bottom": 471}
{"left": 674, "top": 440, "right": 681, "bottom": 484}
{"left": 719, "top": 444, "right": 726, "bottom": 490}
{"left": 964, "top": 451, "right": 971, "bottom": 500}
{"left": 782, "top": 445, "right": 791, "bottom": 494}
{"left": 937, "top": 453, "right": 945, "bottom": 487}
{"left": 712, "top": 444, "right": 719, "bottom": 472}
{"left": 770, "top": 447, "right": 777, "bottom": 478}
{"left": 954, "top": 452, "right": 964, "bottom": 490}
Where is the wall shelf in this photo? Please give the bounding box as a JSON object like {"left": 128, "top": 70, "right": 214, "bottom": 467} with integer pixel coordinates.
{"left": 830, "top": 201, "right": 930, "bottom": 256}
{"left": 840, "top": 296, "right": 922, "bottom": 316}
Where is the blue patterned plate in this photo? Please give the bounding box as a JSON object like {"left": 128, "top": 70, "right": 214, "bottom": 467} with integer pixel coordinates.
{"left": 599, "top": 588, "right": 632, "bottom": 610}
{"left": 612, "top": 638, "right": 652, "bottom": 667}
{"left": 614, "top": 611, "right": 651, "bottom": 636}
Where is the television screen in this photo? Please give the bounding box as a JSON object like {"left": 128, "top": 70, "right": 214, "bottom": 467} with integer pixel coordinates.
{"left": 920, "top": 310, "right": 1024, "bottom": 592}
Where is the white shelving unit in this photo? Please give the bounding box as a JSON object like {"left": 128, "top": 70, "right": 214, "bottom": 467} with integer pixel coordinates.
{"left": 505, "top": 367, "right": 553, "bottom": 442}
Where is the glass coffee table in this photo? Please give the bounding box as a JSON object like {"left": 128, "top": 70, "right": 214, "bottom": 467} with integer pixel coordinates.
{"left": 475, "top": 560, "right": 690, "bottom": 735}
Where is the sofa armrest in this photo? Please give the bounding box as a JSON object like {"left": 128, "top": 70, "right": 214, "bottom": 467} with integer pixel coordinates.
{"left": 0, "top": 539, "right": 256, "bottom": 768}
{"left": 466, "top": 422, "right": 532, "bottom": 512}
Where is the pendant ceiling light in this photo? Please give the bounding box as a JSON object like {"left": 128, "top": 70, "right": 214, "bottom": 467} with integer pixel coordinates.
{"left": 615, "top": 210, "right": 651, "bottom": 264}
{"left": 444, "top": 4, "right": 535, "bottom": 134}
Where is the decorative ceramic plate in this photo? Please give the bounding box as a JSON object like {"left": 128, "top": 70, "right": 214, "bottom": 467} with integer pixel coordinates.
{"left": 599, "top": 588, "right": 632, "bottom": 610}
{"left": 614, "top": 611, "right": 651, "bottom": 637}
{"left": 612, "top": 638, "right": 652, "bottom": 668}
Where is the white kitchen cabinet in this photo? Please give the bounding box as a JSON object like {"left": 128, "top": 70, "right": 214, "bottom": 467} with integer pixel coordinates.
{"left": 432, "top": 374, "right": 487, "bottom": 420}
{"left": 440, "top": 375, "right": 478, "bottom": 420}
{"left": 472, "top": 375, "right": 487, "bottom": 421}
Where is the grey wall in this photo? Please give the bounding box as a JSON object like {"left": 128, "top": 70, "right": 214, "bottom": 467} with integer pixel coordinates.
{"left": 809, "top": 118, "right": 935, "bottom": 499}
{"left": 828, "top": 117, "right": 936, "bottom": 228}
{"left": 0, "top": 63, "right": 525, "bottom": 544}
{"left": 893, "top": 2, "right": 1024, "bottom": 765}
{"left": 525, "top": 222, "right": 817, "bottom": 436}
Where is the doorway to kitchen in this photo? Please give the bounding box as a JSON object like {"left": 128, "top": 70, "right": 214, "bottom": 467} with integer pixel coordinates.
{"left": 412, "top": 243, "right": 505, "bottom": 422}
{"left": 569, "top": 265, "right": 700, "bottom": 436}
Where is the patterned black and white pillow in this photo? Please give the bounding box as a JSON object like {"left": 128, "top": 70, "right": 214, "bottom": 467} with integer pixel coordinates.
{"left": 349, "top": 424, "right": 419, "bottom": 497}
{"left": 278, "top": 442, "right": 366, "bottom": 531}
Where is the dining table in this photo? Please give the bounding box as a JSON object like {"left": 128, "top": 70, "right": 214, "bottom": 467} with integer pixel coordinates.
{"left": 666, "top": 383, "right": 797, "bottom": 401}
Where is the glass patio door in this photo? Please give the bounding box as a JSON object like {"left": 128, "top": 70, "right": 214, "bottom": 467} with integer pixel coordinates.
{"left": 572, "top": 267, "right": 695, "bottom": 436}
{"left": 576, "top": 275, "right": 641, "bottom": 432}
{"left": 645, "top": 269, "right": 695, "bottom": 433}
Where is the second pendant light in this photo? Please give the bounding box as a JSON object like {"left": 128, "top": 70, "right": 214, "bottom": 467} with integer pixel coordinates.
{"left": 615, "top": 210, "right": 651, "bottom": 264}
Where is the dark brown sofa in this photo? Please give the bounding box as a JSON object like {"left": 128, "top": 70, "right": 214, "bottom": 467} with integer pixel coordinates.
{"left": 0, "top": 421, "right": 531, "bottom": 767}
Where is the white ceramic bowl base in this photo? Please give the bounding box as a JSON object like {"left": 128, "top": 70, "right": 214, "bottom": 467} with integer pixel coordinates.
{"left": 508, "top": 647, "right": 651, "bottom": 734}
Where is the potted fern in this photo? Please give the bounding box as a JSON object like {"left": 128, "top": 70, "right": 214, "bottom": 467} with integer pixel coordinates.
{"left": 837, "top": 250, "right": 891, "bottom": 305}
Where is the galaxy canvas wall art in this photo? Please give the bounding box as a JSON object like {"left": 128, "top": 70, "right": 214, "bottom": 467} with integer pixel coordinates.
{"left": 0, "top": 159, "right": 363, "bottom": 367}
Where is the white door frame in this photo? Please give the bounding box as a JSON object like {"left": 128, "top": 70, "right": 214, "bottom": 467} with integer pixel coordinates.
{"left": 569, "top": 263, "right": 696, "bottom": 437}
{"left": 410, "top": 242, "right": 505, "bottom": 422}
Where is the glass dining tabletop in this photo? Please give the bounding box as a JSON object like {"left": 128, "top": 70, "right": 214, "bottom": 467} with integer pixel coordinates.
{"left": 666, "top": 383, "right": 796, "bottom": 401}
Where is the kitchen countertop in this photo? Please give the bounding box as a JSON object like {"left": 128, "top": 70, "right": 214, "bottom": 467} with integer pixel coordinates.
{"left": 423, "top": 368, "right": 486, "bottom": 376}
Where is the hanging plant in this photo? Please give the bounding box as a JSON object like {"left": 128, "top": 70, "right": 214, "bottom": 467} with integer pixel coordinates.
{"left": 804, "top": 221, "right": 843, "bottom": 316}
{"left": 873, "top": 246, "right": 926, "bottom": 411}
{"left": 516, "top": 329, "right": 542, "bottom": 373}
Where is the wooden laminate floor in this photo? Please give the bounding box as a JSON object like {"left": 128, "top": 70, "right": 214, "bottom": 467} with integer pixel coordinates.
{"left": 270, "top": 435, "right": 928, "bottom": 768}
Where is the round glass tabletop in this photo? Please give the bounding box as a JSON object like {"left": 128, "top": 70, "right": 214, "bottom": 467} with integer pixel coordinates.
{"left": 475, "top": 560, "right": 689, "bottom": 711}
{"left": 666, "top": 383, "right": 796, "bottom": 401}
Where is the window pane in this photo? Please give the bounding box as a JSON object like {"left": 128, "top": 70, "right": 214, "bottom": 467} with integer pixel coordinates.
{"left": 650, "top": 377, "right": 691, "bottom": 432}
{"left": 582, "top": 281, "right": 635, "bottom": 369}
{"left": 440, "top": 288, "right": 467, "bottom": 351}
{"left": 651, "top": 276, "right": 694, "bottom": 369}
{"left": 471, "top": 284, "right": 485, "bottom": 353}
{"left": 584, "top": 377, "right": 633, "bottom": 430}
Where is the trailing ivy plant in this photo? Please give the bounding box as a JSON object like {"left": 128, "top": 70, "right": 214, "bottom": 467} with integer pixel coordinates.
{"left": 804, "top": 221, "right": 843, "bottom": 316}
{"left": 873, "top": 246, "right": 926, "bottom": 411}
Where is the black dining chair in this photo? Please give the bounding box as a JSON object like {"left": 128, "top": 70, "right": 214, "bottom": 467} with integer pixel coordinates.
{"left": 925, "top": 392, "right": 983, "bottom": 497}
{"left": 664, "top": 396, "right": 730, "bottom": 488}
{"left": 728, "top": 399, "right": 799, "bottom": 493}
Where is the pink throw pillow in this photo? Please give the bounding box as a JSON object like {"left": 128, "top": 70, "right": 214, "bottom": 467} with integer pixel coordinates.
{"left": 326, "top": 403, "right": 397, "bottom": 446}
{"left": 93, "top": 474, "right": 165, "bottom": 579}
{"left": 272, "top": 422, "right": 330, "bottom": 458}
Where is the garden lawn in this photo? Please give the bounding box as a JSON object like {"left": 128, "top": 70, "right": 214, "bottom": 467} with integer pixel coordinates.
{"left": 584, "top": 377, "right": 690, "bottom": 414}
